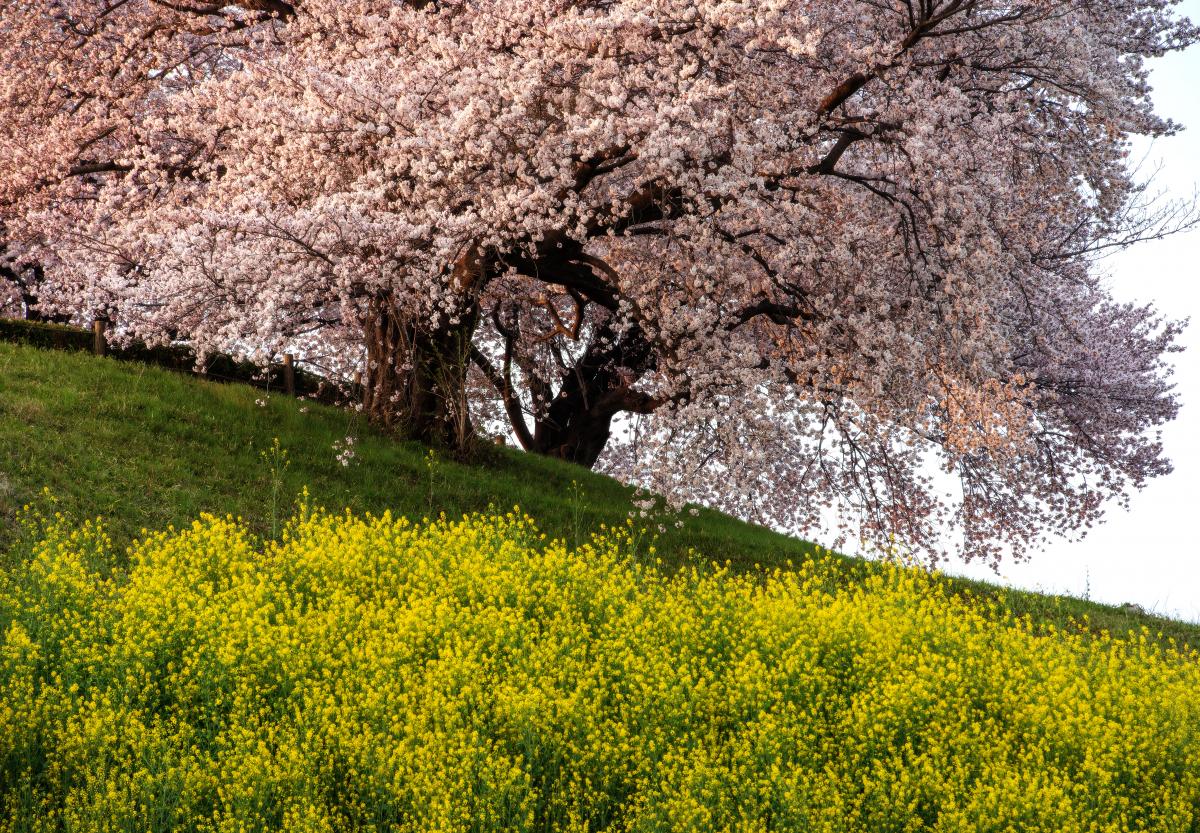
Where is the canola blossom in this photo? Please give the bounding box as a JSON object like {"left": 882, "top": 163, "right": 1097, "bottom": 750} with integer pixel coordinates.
{"left": 2, "top": 508, "right": 1200, "bottom": 831}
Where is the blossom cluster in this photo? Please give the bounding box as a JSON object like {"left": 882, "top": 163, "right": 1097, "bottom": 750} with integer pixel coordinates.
{"left": 2, "top": 508, "right": 1199, "bottom": 830}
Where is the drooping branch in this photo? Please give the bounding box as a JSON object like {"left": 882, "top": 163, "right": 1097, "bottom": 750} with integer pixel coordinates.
{"left": 469, "top": 342, "right": 537, "bottom": 451}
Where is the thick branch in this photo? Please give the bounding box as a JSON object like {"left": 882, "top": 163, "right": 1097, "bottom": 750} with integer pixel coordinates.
{"left": 67, "top": 160, "right": 133, "bottom": 177}
{"left": 470, "top": 344, "right": 537, "bottom": 451}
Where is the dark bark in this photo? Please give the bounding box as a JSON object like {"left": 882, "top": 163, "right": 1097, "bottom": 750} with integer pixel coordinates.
{"left": 363, "top": 294, "right": 480, "bottom": 453}
{"left": 529, "top": 321, "right": 657, "bottom": 468}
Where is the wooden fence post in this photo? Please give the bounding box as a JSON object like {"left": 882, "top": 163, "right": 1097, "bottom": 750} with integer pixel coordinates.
{"left": 92, "top": 319, "right": 107, "bottom": 357}
{"left": 283, "top": 353, "right": 296, "bottom": 396}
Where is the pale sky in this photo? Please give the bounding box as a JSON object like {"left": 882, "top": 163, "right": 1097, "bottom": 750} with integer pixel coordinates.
{"left": 947, "top": 2, "right": 1200, "bottom": 620}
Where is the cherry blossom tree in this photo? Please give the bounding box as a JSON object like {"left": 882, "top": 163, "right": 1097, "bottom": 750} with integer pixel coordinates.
{"left": 2, "top": 0, "right": 1196, "bottom": 563}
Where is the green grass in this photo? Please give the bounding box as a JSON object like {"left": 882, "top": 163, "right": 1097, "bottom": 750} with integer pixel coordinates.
{"left": 0, "top": 341, "right": 817, "bottom": 570}
{"left": 2, "top": 340, "right": 1197, "bottom": 649}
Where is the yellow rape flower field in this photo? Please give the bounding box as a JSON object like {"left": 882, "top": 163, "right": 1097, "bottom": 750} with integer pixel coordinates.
{"left": 2, "top": 506, "right": 1199, "bottom": 832}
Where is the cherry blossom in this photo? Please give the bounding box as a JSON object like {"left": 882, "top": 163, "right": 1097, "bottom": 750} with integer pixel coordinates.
{"left": 2, "top": 0, "right": 1196, "bottom": 563}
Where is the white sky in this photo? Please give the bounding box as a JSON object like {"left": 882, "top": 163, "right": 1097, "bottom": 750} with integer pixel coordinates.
{"left": 945, "top": 3, "right": 1200, "bottom": 620}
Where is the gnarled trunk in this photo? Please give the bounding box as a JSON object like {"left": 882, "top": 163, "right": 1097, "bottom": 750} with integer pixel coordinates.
{"left": 363, "top": 294, "right": 479, "bottom": 452}
{"left": 531, "top": 322, "right": 657, "bottom": 468}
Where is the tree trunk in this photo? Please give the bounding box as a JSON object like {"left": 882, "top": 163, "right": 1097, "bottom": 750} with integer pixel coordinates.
{"left": 532, "top": 322, "right": 656, "bottom": 468}
{"left": 363, "top": 293, "right": 479, "bottom": 452}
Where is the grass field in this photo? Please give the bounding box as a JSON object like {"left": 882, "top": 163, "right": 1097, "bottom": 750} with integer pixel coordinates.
{"left": 2, "top": 340, "right": 1197, "bottom": 648}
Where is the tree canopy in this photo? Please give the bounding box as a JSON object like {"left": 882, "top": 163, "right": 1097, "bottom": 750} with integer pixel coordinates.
{"left": 1, "top": 0, "right": 1196, "bottom": 563}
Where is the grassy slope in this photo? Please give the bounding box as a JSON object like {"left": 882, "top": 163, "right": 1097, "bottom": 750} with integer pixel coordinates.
{"left": 2, "top": 340, "right": 1197, "bottom": 648}
{"left": 0, "top": 341, "right": 817, "bottom": 570}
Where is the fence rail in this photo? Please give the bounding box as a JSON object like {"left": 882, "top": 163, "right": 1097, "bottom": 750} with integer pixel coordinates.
{"left": 0, "top": 317, "right": 352, "bottom": 406}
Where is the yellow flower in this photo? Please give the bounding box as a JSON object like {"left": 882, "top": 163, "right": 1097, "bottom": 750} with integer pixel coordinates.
{"left": 2, "top": 507, "right": 1199, "bottom": 831}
